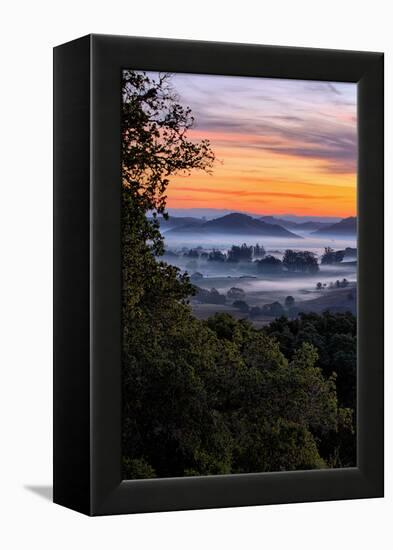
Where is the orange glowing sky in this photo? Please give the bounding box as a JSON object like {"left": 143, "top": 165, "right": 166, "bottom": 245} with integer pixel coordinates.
{"left": 156, "top": 73, "right": 357, "bottom": 219}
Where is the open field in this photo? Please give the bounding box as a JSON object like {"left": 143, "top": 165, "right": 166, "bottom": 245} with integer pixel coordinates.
{"left": 189, "top": 283, "right": 356, "bottom": 325}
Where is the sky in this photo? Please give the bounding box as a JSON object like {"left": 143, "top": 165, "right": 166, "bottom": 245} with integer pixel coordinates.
{"left": 148, "top": 72, "right": 357, "bottom": 218}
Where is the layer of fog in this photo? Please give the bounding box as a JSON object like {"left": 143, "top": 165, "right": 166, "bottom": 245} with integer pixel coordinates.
{"left": 163, "top": 231, "right": 356, "bottom": 257}
{"left": 162, "top": 233, "right": 357, "bottom": 311}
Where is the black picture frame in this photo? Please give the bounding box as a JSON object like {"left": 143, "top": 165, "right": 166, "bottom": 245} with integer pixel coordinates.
{"left": 53, "top": 34, "right": 384, "bottom": 516}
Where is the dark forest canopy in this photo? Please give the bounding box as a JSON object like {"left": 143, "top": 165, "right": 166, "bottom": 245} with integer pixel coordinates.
{"left": 121, "top": 71, "right": 356, "bottom": 479}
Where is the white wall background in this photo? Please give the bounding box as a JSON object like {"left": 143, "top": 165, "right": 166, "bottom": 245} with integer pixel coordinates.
{"left": 0, "top": 1, "right": 391, "bottom": 548}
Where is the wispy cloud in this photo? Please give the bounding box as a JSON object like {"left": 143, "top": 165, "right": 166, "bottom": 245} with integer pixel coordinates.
{"left": 141, "top": 71, "right": 357, "bottom": 216}
{"left": 172, "top": 186, "right": 344, "bottom": 201}
{"left": 184, "top": 90, "right": 357, "bottom": 175}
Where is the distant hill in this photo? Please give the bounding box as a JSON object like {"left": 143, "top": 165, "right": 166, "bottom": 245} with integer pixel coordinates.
{"left": 312, "top": 217, "right": 357, "bottom": 236}
{"left": 167, "top": 209, "right": 341, "bottom": 224}
{"left": 259, "top": 216, "right": 299, "bottom": 229}
{"left": 295, "top": 286, "right": 357, "bottom": 316}
{"left": 296, "top": 221, "right": 333, "bottom": 231}
{"left": 259, "top": 216, "right": 331, "bottom": 232}
{"left": 166, "top": 213, "right": 302, "bottom": 238}
{"left": 275, "top": 214, "right": 342, "bottom": 224}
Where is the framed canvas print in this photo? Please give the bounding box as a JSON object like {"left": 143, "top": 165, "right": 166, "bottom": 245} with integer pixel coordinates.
{"left": 53, "top": 34, "right": 384, "bottom": 515}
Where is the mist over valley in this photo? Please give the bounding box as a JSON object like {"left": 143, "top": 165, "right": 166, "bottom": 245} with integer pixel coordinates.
{"left": 159, "top": 210, "right": 357, "bottom": 326}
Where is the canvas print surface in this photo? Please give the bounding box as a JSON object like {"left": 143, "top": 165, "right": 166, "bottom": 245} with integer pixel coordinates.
{"left": 121, "top": 70, "right": 357, "bottom": 479}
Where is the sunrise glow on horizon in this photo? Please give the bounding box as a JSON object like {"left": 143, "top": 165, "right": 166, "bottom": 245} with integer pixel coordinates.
{"left": 158, "top": 73, "right": 357, "bottom": 218}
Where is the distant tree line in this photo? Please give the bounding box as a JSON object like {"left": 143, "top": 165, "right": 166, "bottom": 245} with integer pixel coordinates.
{"left": 316, "top": 278, "right": 349, "bottom": 290}
{"left": 181, "top": 244, "right": 267, "bottom": 263}
{"left": 200, "top": 248, "right": 320, "bottom": 274}
{"left": 207, "top": 244, "right": 266, "bottom": 263}
{"left": 282, "top": 249, "right": 319, "bottom": 273}
{"left": 248, "top": 296, "right": 296, "bottom": 319}
{"left": 321, "top": 247, "right": 357, "bottom": 265}
{"left": 321, "top": 247, "right": 345, "bottom": 264}
{"left": 193, "top": 286, "right": 299, "bottom": 321}
{"left": 169, "top": 246, "right": 357, "bottom": 270}
{"left": 255, "top": 255, "right": 283, "bottom": 273}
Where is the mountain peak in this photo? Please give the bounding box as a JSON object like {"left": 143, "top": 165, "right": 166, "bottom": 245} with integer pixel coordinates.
{"left": 215, "top": 212, "right": 252, "bottom": 221}
{"left": 193, "top": 213, "right": 302, "bottom": 238}
{"left": 312, "top": 216, "right": 357, "bottom": 235}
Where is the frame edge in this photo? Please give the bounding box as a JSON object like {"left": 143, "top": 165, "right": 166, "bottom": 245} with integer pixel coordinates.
{"left": 53, "top": 34, "right": 92, "bottom": 516}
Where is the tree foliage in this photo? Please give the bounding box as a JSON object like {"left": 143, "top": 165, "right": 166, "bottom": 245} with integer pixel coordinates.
{"left": 264, "top": 312, "right": 357, "bottom": 467}
{"left": 285, "top": 295, "right": 295, "bottom": 308}
{"left": 255, "top": 255, "right": 283, "bottom": 273}
{"left": 283, "top": 249, "right": 319, "bottom": 273}
{"left": 321, "top": 247, "right": 345, "bottom": 265}
{"left": 227, "top": 243, "right": 253, "bottom": 262}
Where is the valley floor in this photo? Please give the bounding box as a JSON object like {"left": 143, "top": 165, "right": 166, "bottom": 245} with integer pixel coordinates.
{"left": 190, "top": 278, "right": 357, "bottom": 327}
